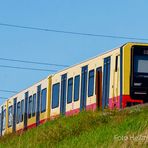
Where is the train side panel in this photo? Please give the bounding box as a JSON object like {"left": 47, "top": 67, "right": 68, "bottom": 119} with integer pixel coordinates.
{"left": 39, "top": 76, "right": 52, "bottom": 124}
{"left": 50, "top": 47, "right": 121, "bottom": 118}
{"left": 108, "top": 50, "right": 120, "bottom": 109}
{"left": 6, "top": 76, "right": 51, "bottom": 134}
{"left": 7, "top": 99, "right": 13, "bottom": 134}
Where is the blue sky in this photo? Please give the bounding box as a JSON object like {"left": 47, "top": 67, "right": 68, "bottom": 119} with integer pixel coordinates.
{"left": 0, "top": 0, "right": 148, "bottom": 104}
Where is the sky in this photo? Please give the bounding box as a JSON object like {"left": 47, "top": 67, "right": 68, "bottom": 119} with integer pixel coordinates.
{"left": 0, "top": 0, "right": 148, "bottom": 105}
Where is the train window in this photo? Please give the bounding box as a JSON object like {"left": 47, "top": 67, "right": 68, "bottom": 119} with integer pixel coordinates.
{"left": 115, "top": 56, "right": 118, "bottom": 72}
{"left": 2, "top": 109, "right": 6, "bottom": 130}
{"left": 67, "top": 78, "right": 73, "bottom": 104}
{"left": 52, "top": 83, "right": 60, "bottom": 109}
{"left": 28, "top": 95, "right": 32, "bottom": 118}
{"left": 74, "top": 75, "right": 80, "bottom": 101}
{"left": 8, "top": 106, "right": 13, "bottom": 127}
{"left": 32, "top": 93, "right": 36, "bottom": 117}
{"left": 17, "top": 102, "right": 21, "bottom": 123}
{"left": 88, "top": 70, "right": 95, "bottom": 97}
{"left": 20, "top": 100, "right": 24, "bottom": 122}
{"left": 134, "top": 56, "right": 148, "bottom": 73}
{"left": 41, "top": 88, "right": 47, "bottom": 113}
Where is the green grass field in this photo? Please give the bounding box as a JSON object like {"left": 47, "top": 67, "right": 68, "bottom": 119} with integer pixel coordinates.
{"left": 0, "top": 104, "right": 147, "bottom": 148}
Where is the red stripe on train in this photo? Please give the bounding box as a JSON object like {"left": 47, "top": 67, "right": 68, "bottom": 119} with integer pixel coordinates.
{"left": 109, "top": 95, "right": 143, "bottom": 109}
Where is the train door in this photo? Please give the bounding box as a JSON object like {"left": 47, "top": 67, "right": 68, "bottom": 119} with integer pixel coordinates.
{"left": 13, "top": 98, "right": 17, "bottom": 132}
{"left": 60, "top": 74, "right": 67, "bottom": 115}
{"left": 80, "top": 65, "right": 88, "bottom": 111}
{"left": 96, "top": 67, "right": 102, "bottom": 108}
{"left": 36, "top": 85, "right": 41, "bottom": 126}
{"left": 24, "top": 92, "right": 28, "bottom": 130}
{"left": 102, "top": 57, "right": 111, "bottom": 109}
{"left": 113, "top": 55, "right": 120, "bottom": 106}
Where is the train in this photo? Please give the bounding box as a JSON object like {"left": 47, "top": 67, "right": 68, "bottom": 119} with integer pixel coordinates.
{"left": 0, "top": 42, "right": 148, "bottom": 136}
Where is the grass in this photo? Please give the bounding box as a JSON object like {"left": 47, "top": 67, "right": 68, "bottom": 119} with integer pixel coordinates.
{"left": 0, "top": 104, "right": 147, "bottom": 148}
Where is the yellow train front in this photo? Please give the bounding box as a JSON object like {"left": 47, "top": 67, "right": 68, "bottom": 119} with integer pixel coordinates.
{"left": 121, "top": 43, "right": 148, "bottom": 107}
{"left": 0, "top": 42, "right": 148, "bottom": 136}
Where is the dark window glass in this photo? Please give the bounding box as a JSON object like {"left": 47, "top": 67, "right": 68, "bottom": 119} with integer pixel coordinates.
{"left": 32, "top": 93, "right": 36, "bottom": 117}
{"left": 52, "top": 83, "right": 60, "bottom": 109}
{"left": 115, "top": 56, "right": 118, "bottom": 72}
{"left": 41, "top": 88, "right": 47, "bottom": 113}
{"left": 88, "top": 70, "right": 95, "bottom": 97}
{"left": 8, "top": 106, "right": 13, "bottom": 127}
{"left": 2, "top": 109, "right": 6, "bottom": 130}
{"left": 20, "top": 100, "right": 24, "bottom": 122}
{"left": 134, "top": 56, "right": 148, "bottom": 73}
{"left": 17, "top": 102, "right": 21, "bottom": 123}
{"left": 67, "top": 78, "right": 73, "bottom": 103}
{"left": 28, "top": 95, "right": 32, "bottom": 118}
{"left": 74, "top": 75, "right": 80, "bottom": 101}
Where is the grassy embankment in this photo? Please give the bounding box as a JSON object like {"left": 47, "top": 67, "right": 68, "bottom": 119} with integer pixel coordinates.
{"left": 0, "top": 104, "right": 147, "bottom": 148}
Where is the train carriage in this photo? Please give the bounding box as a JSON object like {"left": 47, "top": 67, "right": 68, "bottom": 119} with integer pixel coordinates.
{"left": 0, "top": 42, "right": 148, "bottom": 136}
{"left": 50, "top": 46, "right": 121, "bottom": 117}
{"left": 50, "top": 42, "right": 148, "bottom": 118}
{"left": 1, "top": 76, "right": 52, "bottom": 135}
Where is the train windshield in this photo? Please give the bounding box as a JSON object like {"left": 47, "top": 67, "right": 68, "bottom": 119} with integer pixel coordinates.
{"left": 133, "top": 46, "right": 148, "bottom": 75}
{"left": 134, "top": 56, "right": 148, "bottom": 74}
{"left": 131, "top": 45, "right": 148, "bottom": 102}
